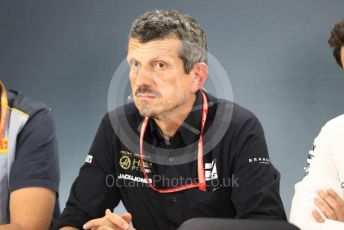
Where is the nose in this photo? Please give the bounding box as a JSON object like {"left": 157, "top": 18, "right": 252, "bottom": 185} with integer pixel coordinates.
{"left": 134, "top": 66, "right": 153, "bottom": 87}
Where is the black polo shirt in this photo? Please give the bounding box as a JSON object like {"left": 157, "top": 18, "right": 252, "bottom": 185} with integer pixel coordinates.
{"left": 56, "top": 91, "right": 286, "bottom": 230}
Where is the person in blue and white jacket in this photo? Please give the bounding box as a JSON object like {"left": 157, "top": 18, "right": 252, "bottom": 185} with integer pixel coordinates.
{"left": 290, "top": 19, "right": 344, "bottom": 230}
{"left": 0, "top": 80, "right": 60, "bottom": 230}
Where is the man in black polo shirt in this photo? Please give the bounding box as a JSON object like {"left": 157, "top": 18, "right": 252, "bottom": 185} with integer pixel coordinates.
{"left": 57, "top": 9, "right": 286, "bottom": 230}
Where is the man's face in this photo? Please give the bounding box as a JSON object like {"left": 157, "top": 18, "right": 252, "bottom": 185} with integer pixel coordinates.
{"left": 127, "top": 38, "right": 195, "bottom": 118}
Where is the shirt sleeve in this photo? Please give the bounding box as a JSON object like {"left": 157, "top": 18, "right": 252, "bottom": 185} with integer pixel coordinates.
{"left": 230, "top": 114, "right": 287, "bottom": 220}
{"left": 290, "top": 124, "right": 344, "bottom": 230}
{"left": 56, "top": 114, "right": 121, "bottom": 229}
{"left": 9, "top": 108, "right": 60, "bottom": 194}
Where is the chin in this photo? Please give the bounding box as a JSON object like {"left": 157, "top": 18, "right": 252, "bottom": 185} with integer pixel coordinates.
{"left": 138, "top": 108, "right": 157, "bottom": 118}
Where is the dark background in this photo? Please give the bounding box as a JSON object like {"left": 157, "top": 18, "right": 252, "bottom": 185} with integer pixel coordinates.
{"left": 1, "top": 0, "right": 344, "bottom": 216}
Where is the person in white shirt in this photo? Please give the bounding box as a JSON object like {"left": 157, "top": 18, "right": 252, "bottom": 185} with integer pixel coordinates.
{"left": 290, "top": 18, "right": 344, "bottom": 230}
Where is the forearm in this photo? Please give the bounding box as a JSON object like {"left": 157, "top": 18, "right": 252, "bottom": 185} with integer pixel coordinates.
{"left": 0, "top": 223, "right": 36, "bottom": 230}
{"left": 0, "top": 224, "right": 19, "bottom": 230}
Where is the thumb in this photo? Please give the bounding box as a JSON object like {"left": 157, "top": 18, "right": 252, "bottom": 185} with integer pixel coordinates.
{"left": 105, "top": 209, "right": 112, "bottom": 215}
{"left": 121, "top": 212, "right": 132, "bottom": 223}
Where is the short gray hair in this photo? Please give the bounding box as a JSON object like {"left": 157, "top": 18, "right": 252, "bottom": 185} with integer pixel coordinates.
{"left": 129, "top": 9, "right": 208, "bottom": 74}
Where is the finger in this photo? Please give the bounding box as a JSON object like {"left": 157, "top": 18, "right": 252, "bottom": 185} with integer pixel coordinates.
{"left": 106, "top": 209, "right": 112, "bottom": 215}
{"left": 84, "top": 218, "right": 107, "bottom": 229}
{"left": 98, "top": 226, "right": 115, "bottom": 230}
{"left": 314, "top": 197, "right": 337, "bottom": 220}
{"left": 327, "top": 189, "right": 344, "bottom": 220}
{"left": 317, "top": 190, "right": 339, "bottom": 212}
{"left": 312, "top": 210, "right": 325, "bottom": 223}
{"left": 327, "top": 189, "right": 344, "bottom": 204}
{"left": 105, "top": 212, "right": 130, "bottom": 230}
{"left": 121, "top": 213, "right": 132, "bottom": 223}
{"left": 84, "top": 218, "right": 119, "bottom": 230}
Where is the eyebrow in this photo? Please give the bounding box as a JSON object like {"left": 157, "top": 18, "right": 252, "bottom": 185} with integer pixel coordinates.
{"left": 127, "top": 57, "right": 137, "bottom": 62}
{"left": 127, "top": 56, "right": 172, "bottom": 64}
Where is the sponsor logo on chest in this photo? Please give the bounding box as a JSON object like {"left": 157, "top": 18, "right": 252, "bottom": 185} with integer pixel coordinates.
{"left": 0, "top": 138, "right": 8, "bottom": 154}
{"left": 119, "top": 150, "right": 152, "bottom": 173}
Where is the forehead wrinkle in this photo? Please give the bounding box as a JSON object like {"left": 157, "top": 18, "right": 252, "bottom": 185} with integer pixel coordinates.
{"left": 127, "top": 39, "right": 182, "bottom": 60}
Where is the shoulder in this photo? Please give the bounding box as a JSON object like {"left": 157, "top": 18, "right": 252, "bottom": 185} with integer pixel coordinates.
{"left": 322, "top": 114, "right": 344, "bottom": 131}
{"left": 231, "top": 102, "right": 259, "bottom": 126}
{"left": 317, "top": 114, "right": 344, "bottom": 142}
{"left": 7, "top": 90, "right": 50, "bottom": 119}
{"left": 101, "top": 102, "right": 141, "bottom": 142}
{"left": 211, "top": 94, "right": 260, "bottom": 130}
{"left": 107, "top": 102, "right": 141, "bottom": 130}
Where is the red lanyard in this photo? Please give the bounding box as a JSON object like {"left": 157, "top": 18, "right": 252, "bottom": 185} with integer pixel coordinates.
{"left": 0, "top": 81, "right": 8, "bottom": 139}
{"left": 139, "top": 91, "right": 208, "bottom": 193}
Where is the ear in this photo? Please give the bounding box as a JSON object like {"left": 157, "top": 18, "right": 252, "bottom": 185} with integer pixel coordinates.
{"left": 190, "top": 63, "right": 208, "bottom": 93}
{"left": 341, "top": 46, "right": 344, "bottom": 70}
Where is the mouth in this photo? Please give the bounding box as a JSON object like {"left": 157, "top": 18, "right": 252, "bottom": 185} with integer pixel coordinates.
{"left": 136, "top": 93, "right": 156, "bottom": 100}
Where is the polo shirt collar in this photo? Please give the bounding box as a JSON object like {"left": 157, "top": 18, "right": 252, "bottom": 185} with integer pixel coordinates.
{"left": 146, "top": 90, "right": 204, "bottom": 146}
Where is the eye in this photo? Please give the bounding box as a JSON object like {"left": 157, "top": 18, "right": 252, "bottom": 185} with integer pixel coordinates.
{"left": 155, "top": 62, "right": 167, "bottom": 70}
{"left": 129, "top": 60, "right": 141, "bottom": 70}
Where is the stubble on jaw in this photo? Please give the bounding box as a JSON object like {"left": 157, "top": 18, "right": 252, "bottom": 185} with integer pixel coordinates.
{"left": 137, "top": 105, "right": 156, "bottom": 118}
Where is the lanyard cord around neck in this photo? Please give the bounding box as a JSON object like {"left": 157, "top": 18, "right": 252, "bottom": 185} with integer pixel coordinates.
{"left": 139, "top": 91, "right": 208, "bottom": 193}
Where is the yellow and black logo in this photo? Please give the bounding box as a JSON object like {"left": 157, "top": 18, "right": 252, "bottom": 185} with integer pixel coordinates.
{"left": 0, "top": 138, "right": 8, "bottom": 154}
{"left": 119, "top": 150, "right": 152, "bottom": 173}
{"left": 119, "top": 155, "right": 131, "bottom": 170}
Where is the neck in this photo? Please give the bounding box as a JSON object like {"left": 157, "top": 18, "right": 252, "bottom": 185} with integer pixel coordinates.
{"left": 154, "top": 93, "right": 196, "bottom": 140}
